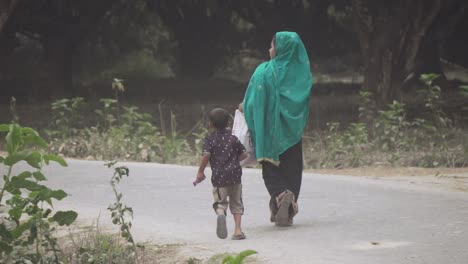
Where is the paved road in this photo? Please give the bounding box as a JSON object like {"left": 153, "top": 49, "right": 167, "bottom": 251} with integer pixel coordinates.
{"left": 19, "top": 160, "right": 468, "bottom": 263}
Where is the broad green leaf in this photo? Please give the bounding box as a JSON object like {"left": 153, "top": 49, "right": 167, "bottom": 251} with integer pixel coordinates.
{"left": 15, "top": 171, "right": 32, "bottom": 180}
{"left": 6, "top": 124, "right": 22, "bottom": 154}
{"left": 11, "top": 220, "right": 32, "bottom": 239}
{"left": 25, "top": 151, "right": 42, "bottom": 169}
{"left": 23, "top": 134, "right": 48, "bottom": 148}
{"left": 50, "top": 190, "right": 67, "bottom": 201}
{"left": 43, "top": 154, "right": 68, "bottom": 167}
{"left": 9, "top": 177, "right": 43, "bottom": 191}
{"left": 32, "top": 171, "right": 47, "bottom": 181}
{"left": 51, "top": 211, "right": 78, "bottom": 226}
{"left": 0, "top": 124, "right": 9, "bottom": 132}
{"left": 28, "top": 190, "right": 40, "bottom": 199}
{"left": 9, "top": 207, "right": 22, "bottom": 221}
{"left": 222, "top": 256, "right": 235, "bottom": 264}
{"left": 30, "top": 188, "right": 52, "bottom": 205}
{"left": 4, "top": 151, "right": 30, "bottom": 166}
{"left": 30, "top": 188, "right": 66, "bottom": 206}
{"left": 0, "top": 156, "right": 3, "bottom": 163}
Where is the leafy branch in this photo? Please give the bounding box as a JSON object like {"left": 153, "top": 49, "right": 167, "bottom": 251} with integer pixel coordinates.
{"left": 105, "top": 161, "right": 137, "bottom": 254}
{"left": 0, "top": 123, "right": 77, "bottom": 262}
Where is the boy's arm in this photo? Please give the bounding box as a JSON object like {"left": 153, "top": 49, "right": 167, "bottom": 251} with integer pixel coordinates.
{"left": 195, "top": 153, "right": 210, "bottom": 184}
{"left": 235, "top": 136, "right": 248, "bottom": 161}
{"left": 239, "top": 152, "right": 248, "bottom": 161}
{"left": 198, "top": 153, "right": 210, "bottom": 174}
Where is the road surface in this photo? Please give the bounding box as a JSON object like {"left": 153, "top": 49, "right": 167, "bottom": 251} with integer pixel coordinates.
{"left": 14, "top": 159, "right": 468, "bottom": 263}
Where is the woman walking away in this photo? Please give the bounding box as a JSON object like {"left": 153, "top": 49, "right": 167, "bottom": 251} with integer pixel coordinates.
{"left": 240, "top": 31, "right": 313, "bottom": 226}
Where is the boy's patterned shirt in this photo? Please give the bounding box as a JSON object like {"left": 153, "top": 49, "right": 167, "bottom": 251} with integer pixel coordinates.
{"left": 202, "top": 129, "right": 246, "bottom": 187}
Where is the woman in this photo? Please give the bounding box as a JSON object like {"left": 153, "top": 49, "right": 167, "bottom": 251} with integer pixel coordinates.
{"left": 240, "top": 31, "right": 313, "bottom": 226}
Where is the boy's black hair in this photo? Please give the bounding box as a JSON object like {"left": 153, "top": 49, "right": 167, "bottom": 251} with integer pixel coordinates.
{"left": 209, "top": 108, "right": 229, "bottom": 130}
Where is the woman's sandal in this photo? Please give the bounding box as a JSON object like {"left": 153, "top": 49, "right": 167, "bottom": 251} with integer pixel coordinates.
{"left": 269, "top": 198, "right": 278, "bottom": 223}
{"left": 275, "top": 190, "right": 295, "bottom": 226}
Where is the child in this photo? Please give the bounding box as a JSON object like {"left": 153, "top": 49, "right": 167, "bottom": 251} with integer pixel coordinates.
{"left": 194, "top": 108, "right": 248, "bottom": 240}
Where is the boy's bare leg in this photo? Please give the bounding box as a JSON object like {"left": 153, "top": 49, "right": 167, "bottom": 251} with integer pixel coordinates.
{"left": 233, "top": 213, "right": 243, "bottom": 236}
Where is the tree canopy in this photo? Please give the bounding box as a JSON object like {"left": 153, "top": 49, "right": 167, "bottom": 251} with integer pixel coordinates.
{"left": 1, "top": 0, "right": 467, "bottom": 104}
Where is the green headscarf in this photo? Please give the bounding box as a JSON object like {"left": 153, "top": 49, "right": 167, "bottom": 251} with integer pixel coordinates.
{"left": 243, "top": 31, "right": 313, "bottom": 166}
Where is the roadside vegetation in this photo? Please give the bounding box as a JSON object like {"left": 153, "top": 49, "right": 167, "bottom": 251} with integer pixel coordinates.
{"left": 39, "top": 75, "right": 468, "bottom": 170}
{"left": 0, "top": 121, "right": 255, "bottom": 263}
{"left": 0, "top": 74, "right": 466, "bottom": 263}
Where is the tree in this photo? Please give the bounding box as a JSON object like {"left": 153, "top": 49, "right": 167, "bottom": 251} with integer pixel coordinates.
{"left": 0, "top": 0, "right": 116, "bottom": 97}
{"left": 0, "top": 0, "right": 19, "bottom": 59}
{"left": 147, "top": 0, "right": 241, "bottom": 79}
{"left": 350, "top": 0, "right": 442, "bottom": 104}
{"left": 415, "top": 0, "right": 468, "bottom": 78}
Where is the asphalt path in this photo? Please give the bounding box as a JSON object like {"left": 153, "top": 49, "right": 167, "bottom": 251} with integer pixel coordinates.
{"left": 11, "top": 159, "right": 468, "bottom": 264}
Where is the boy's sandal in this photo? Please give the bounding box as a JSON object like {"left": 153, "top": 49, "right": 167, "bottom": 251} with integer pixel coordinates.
{"left": 216, "top": 214, "right": 228, "bottom": 239}
{"left": 231, "top": 232, "right": 246, "bottom": 240}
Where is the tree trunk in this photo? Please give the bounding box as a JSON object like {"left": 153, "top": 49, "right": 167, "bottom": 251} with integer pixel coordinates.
{"left": 360, "top": 37, "right": 406, "bottom": 104}
{"left": 0, "top": 0, "right": 18, "bottom": 59}
{"left": 0, "top": 0, "right": 18, "bottom": 32}
{"left": 352, "top": 0, "right": 442, "bottom": 106}
{"left": 415, "top": 36, "right": 444, "bottom": 77}
{"left": 178, "top": 34, "right": 217, "bottom": 79}
{"left": 44, "top": 35, "right": 73, "bottom": 98}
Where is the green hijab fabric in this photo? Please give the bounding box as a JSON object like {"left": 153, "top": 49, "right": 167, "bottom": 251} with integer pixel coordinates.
{"left": 243, "top": 31, "right": 313, "bottom": 166}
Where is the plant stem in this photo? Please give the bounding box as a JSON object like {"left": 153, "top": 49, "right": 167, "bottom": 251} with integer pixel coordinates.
{"left": 111, "top": 178, "right": 137, "bottom": 254}
{"left": 115, "top": 89, "right": 121, "bottom": 126}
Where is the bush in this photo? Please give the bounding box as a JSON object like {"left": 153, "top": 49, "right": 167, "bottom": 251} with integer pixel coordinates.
{"left": 46, "top": 98, "right": 205, "bottom": 165}
{"left": 0, "top": 123, "right": 77, "bottom": 263}
{"left": 305, "top": 80, "right": 468, "bottom": 169}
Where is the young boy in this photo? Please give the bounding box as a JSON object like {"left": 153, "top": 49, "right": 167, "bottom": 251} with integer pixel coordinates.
{"left": 194, "top": 108, "right": 248, "bottom": 240}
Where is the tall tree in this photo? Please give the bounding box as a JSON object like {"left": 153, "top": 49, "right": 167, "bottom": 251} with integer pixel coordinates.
{"left": 414, "top": 0, "right": 468, "bottom": 78}
{"left": 350, "top": 0, "right": 442, "bottom": 104}
{"left": 0, "top": 0, "right": 116, "bottom": 97}
{"left": 0, "top": 0, "right": 19, "bottom": 59}
{"left": 147, "top": 0, "right": 241, "bottom": 79}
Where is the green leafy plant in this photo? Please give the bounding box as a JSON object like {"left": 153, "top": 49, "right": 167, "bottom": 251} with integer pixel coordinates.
{"left": 460, "top": 85, "right": 468, "bottom": 121}
{"left": 358, "top": 90, "right": 377, "bottom": 126}
{"left": 95, "top": 98, "right": 118, "bottom": 130}
{"left": 0, "top": 123, "right": 77, "bottom": 263}
{"left": 318, "top": 122, "right": 369, "bottom": 168}
{"left": 222, "top": 250, "right": 257, "bottom": 264}
{"left": 49, "top": 97, "right": 86, "bottom": 138}
{"left": 105, "top": 161, "right": 137, "bottom": 256}
{"left": 419, "top": 74, "right": 451, "bottom": 128}
{"left": 159, "top": 112, "right": 192, "bottom": 164}
{"left": 374, "top": 100, "right": 410, "bottom": 152}
{"left": 112, "top": 78, "right": 125, "bottom": 125}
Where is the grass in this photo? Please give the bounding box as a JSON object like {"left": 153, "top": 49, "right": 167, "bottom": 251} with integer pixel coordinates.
{"left": 58, "top": 222, "right": 260, "bottom": 264}
{"left": 60, "top": 223, "right": 158, "bottom": 264}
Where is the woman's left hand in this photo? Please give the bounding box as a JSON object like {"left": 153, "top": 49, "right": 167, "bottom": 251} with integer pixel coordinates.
{"left": 238, "top": 103, "right": 243, "bottom": 113}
